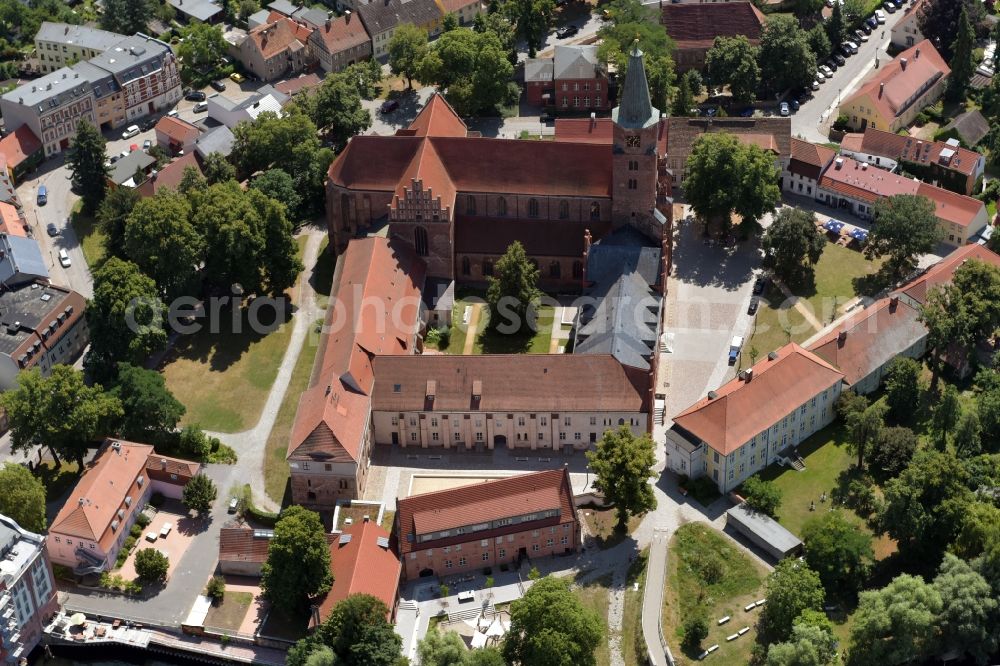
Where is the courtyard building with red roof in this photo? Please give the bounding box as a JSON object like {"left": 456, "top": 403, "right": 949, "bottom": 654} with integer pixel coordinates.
{"left": 229, "top": 15, "right": 313, "bottom": 81}
{"left": 524, "top": 45, "right": 612, "bottom": 113}
{"left": 816, "top": 154, "right": 988, "bottom": 247}
{"left": 313, "top": 518, "right": 400, "bottom": 623}
{"left": 395, "top": 469, "right": 579, "bottom": 580}
{"left": 783, "top": 138, "right": 837, "bottom": 200}
{"left": 838, "top": 40, "right": 949, "bottom": 134}
{"left": 659, "top": 1, "right": 766, "bottom": 72}
{"left": 307, "top": 12, "right": 371, "bottom": 74}
{"left": 839, "top": 127, "right": 985, "bottom": 195}
{"left": 666, "top": 343, "right": 845, "bottom": 493}
{"left": 47, "top": 440, "right": 201, "bottom": 576}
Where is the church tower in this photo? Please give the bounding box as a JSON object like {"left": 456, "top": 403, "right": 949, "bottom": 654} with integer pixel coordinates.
{"left": 611, "top": 41, "right": 664, "bottom": 242}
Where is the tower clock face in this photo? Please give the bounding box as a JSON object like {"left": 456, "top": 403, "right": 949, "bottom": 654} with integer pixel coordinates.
{"left": 625, "top": 134, "right": 641, "bottom": 148}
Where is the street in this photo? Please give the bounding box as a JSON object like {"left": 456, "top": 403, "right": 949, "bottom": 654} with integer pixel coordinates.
{"left": 792, "top": 10, "right": 909, "bottom": 142}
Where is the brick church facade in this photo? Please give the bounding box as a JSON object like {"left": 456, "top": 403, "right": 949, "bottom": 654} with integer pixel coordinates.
{"left": 326, "top": 43, "right": 673, "bottom": 290}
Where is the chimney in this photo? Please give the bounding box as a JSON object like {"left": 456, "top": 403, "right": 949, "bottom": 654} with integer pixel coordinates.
{"left": 150, "top": 169, "right": 158, "bottom": 181}
{"left": 161, "top": 458, "right": 167, "bottom": 470}
{"left": 363, "top": 515, "right": 370, "bottom": 522}
{"left": 900, "top": 58, "right": 907, "bottom": 70}
{"left": 834, "top": 157, "right": 844, "bottom": 169}
{"left": 744, "top": 368, "right": 753, "bottom": 382}
{"left": 837, "top": 330, "right": 847, "bottom": 347}
{"left": 889, "top": 295, "right": 899, "bottom": 311}
{"left": 915, "top": 48, "right": 920, "bottom": 59}
{"left": 78, "top": 497, "right": 85, "bottom": 506}
{"left": 590, "top": 111, "right": 595, "bottom": 127}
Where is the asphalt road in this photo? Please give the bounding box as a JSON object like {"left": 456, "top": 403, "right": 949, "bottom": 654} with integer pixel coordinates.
{"left": 792, "top": 8, "right": 910, "bottom": 142}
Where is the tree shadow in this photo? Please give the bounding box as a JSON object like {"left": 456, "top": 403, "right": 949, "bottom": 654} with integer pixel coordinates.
{"left": 852, "top": 264, "right": 898, "bottom": 298}
{"left": 176, "top": 514, "right": 211, "bottom": 537}
{"left": 476, "top": 327, "right": 533, "bottom": 354}
{"left": 308, "top": 237, "right": 335, "bottom": 299}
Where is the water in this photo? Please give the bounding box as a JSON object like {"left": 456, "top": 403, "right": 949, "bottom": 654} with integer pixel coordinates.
{"left": 32, "top": 644, "right": 216, "bottom": 665}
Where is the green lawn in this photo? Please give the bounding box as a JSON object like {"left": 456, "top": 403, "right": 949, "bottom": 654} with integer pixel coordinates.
{"left": 622, "top": 549, "right": 649, "bottom": 666}
{"left": 663, "top": 523, "right": 767, "bottom": 664}
{"left": 162, "top": 303, "right": 295, "bottom": 432}
{"left": 572, "top": 573, "right": 612, "bottom": 666}
{"left": 204, "top": 591, "right": 253, "bottom": 632}
{"left": 34, "top": 460, "right": 81, "bottom": 502}
{"left": 70, "top": 201, "right": 105, "bottom": 268}
{"left": 473, "top": 306, "right": 555, "bottom": 354}
{"left": 580, "top": 506, "right": 643, "bottom": 550}
{"left": 263, "top": 317, "right": 324, "bottom": 505}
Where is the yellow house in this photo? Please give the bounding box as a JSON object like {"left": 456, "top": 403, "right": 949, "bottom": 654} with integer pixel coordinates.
{"left": 838, "top": 40, "right": 949, "bottom": 133}
{"left": 358, "top": 0, "right": 445, "bottom": 59}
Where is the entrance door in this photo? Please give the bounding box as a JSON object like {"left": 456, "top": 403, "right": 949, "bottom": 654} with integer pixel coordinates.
{"left": 391, "top": 432, "right": 399, "bottom": 445}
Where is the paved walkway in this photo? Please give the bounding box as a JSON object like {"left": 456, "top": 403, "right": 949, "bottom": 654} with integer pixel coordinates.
{"left": 462, "top": 304, "right": 483, "bottom": 355}
{"left": 205, "top": 229, "right": 326, "bottom": 511}
{"left": 641, "top": 532, "right": 671, "bottom": 666}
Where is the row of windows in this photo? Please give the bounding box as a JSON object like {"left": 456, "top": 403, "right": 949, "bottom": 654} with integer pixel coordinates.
{"left": 415, "top": 535, "right": 572, "bottom": 562}
{"left": 561, "top": 96, "right": 601, "bottom": 108}
{"left": 393, "top": 414, "right": 637, "bottom": 428}
{"left": 560, "top": 82, "right": 602, "bottom": 92}
{"left": 465, "top": 196, "right": 601, "bottom": 220}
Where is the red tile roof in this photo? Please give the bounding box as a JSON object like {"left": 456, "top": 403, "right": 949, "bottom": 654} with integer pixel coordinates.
{"left": 554, "top": 118, "right": 614, "bottom": 144}
{"left": 49, "top": 440, "right": 155, "bottom": 552}
{"left": 672, "top": 343, "right": 844, "bottom": 456}
{"left": 407, "top": 93, "right": 467, "bottom": 138}
{"left": 310, "top": 11, "right": 370, "bottom": 53}
{"left": 145, "top": 454, "right": 201, "bottom": 485}
{"left": 274, "top": 73, "right": 322, "bottom": 96}
{"left": 218, "top": 525, "right": 272, "bottom": 564}
{"left": 854, "top": 128, "right": 982, "bottom": 177}
{"left": 248, "top": 16, "right": 311, "bottom": 59}
{"left": 660, "top": 1, "right": 766, "bottom": 50}
{"left": 807, "top": 297, "right": 927, "bottom": 387}
{"left": 788, "top": 138, "right": 837, "bottom": 180}
{"left": 288, "top": 237, "right": 425, "bottom": 462}
{"left": 395, "top": 469, "right": 575, "bottom": 555}
{"left": 819, "top": 155, "right": 920, "bottom": 203}
{"left": 155, "top": 116, "right": 200, "bottom": 145}
{"left": 136, "top": 152, "right": 203, "bottom": 198}
{"left": 843, "top": 40, "right": 949, "bottom": 125}
{"left": 898, "top": 244, "right": 1000, "bottom": 305}
{"left": 371, "top": 353, "right": 650, "bottom": 413}
{"left": 840, "top": 133, "right": 864, "bottom": 153}
{"left": 915, "top": 181, "right": 984, "bottom": 228}
{"left": 0, "top": 202, "right": 24, "bottom": 237}
{"left": 315, "top": 520, "right": 400, "bottom": 622}
{"left": 0, "top": 125, "right": 42, "bottom": 169}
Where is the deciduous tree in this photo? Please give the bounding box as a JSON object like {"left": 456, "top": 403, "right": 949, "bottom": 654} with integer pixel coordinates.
{"left": 954, "top": 406, "right": 982, "bottom": 457}
{"left": 182, "top": 473, "right": 218, "bottom": 517}
{"left": 596, "top": 0, "right": 675, "bottom": 111}
{"left": 671, "top": 72, "right": 693, "bottom": 117}
{"left": 419, "top": 29, "right": 517, "bottom": 116}
{"left": 846, "top": 399, "right": 887, "bottom": 472}
{"left": 252, "top": 168, "right": 301, "bottom": 220}
{"left": 757, "top": 559, "right": 825, "bottom": 646}
{"left": 883, "top": 356, "right": 922, "bottom": 423}
{"left": 0, "top": 366, "right": 122, "bottom": 469}
{"left": 502, "top": 0, "right": 555, "bottom": 57}
{"left": 848, "top": 574, "right": 942, "bottom": 666}
{"left": 867, "top": 196, "right": 942, "bottom": 279}
{"left": 586, "top": 425, "right": 657, "bottom": 527}
{"left": 766, "top": 622, "right": 837, "bottom": 666}
{"left": 825, "top": 1, "right": 845, "bottom": 48}
{"left": 801, "top": 510, "right": 873, "bottom": 596}
{"left": 261, "top": 505, "right": 332, "bottom": 614}
{"left": 934, "top": 552, "right": 998, "bottom": 663}
{"left": 741, "top": 475, "right": 781, "bottom": 517}
{"left": 705, "top": 35, "right": 760, "bottom": 105}
{"left": 0, "top": 464, "right": 46, "bottom": 533}
{"left": 96, "top": 181, "right": 140, "bottom": 258}
{"left": 306, "top": 73, "right": 372, "bottom": 150}
{"left": 289, "top": 594, "right": 402, "bottom": 666}
{"left": 683, "top": 132, "right": 780, "bottom": 235}
{"left": 178, "top": 22, "right": 226, "bottom": 70}
{"left": 761, "top": 207, "right": 826, "bottom": 285}
{"left": 758, "top": 15, "right": 817, "bottom": 94}
{"left": 918, "top": 0, "right": 986, "bottom": 61}
{"left": 202, "top": 152, "right": 236, "bottom": 185}
{"left": 933, "top": 383, "right": 962, "bottom": 450}
{"left": 868, "top": 426, "right": 917, "bottom": 483}
{"left": 67, "top": 120, "right": 109, "bottom": 214}
{"left": 124, "top": 192, "right": 202, "bottom": 300}
{"left": 134, "top": 548, "right": 169, "bottom": 582}
{"left": 388, "top": 23, "right": 428, "bottom": 88}
{"left": 111, "top": 363, "right": 185, "bottom": 444}
{"left": 503, "top": 576, "right": 603, "bottom": 666}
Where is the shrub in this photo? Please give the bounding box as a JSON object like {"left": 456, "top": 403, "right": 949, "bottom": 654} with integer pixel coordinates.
{"left": 694, "top": 555, "right": 724, "bottom": 585}
{"left": 123, "top": 535, "right": 137, "bottom": 552}
{"left": 742, "top": 475, "right": 782, "bottom": 517}
{"left": 682, "top": 614, "right": 709, "bottom": 650}
{"left": 436, "top": 326, "right": 451, "bottom": 349}
{"left": 130, "top": 524, "right": 143, "bottom": 539}
{"left": 205, "top": 575, "right": 226, "bottom": 602}
{"left": 208, "top": 443, "right": 238, "bottom": 464}
{"left": 832, "top": 114, "right": 851, "bottom": 131}
{"left": 134, "top": 549, "right": 169, "bottom": 582}
{"left": 135, "top": 512, "right": 152, "bottom": 529}
{"left": 124, "top": 580, "right": 142, "bottom": 595}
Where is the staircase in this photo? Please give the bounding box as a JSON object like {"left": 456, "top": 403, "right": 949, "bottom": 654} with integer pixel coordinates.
{"left": 398, "top": 600, "right": 418, "bottom": 612}
{"left": 447, "top": 602, "right": 495, "bottom": 624}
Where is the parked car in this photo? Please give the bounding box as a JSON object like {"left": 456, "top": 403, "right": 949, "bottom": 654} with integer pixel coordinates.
{"left": 826, "top": 59, "right": 838, "bottom": 71}
{"left": 36, "top": 185, "right": 46, "bottom": 206}
{"left": 843, "top": 41, "right": 859, "bottom": 54}
{"left": 728, "top": 335, "right": 744, "bottom": 365}
{"left": 379, "top": 99, "right": 399, "bottom": 114}
{"left": 855, "top": 29, "right": 869, "bottom": 42}
{"left": 812, "top": 79, "right": 821, "bottom": 90}
{"left": 779, "top": 102, "right": 790, "bottom": 116}
{"left": 228, "top": 497, "right": 239, "bottom": 513}
{"left": 833, "top": 53, "right": 846, "bottom": 66}
{"left": 739, "top": 106, "right": 755, "bottom": 117}
{"left": 753, "top": 276, "right": 767, "bottom": 294}
{"left": 748, "top": 296, "right": 760, "bottom": 315}
{"left": 556, "top": 25, "right": 579, "bottom": 38}
{"left": 46, "top": 222, "right": 59, "bottom": 237}
{"left": 210, "top": 79, "right": 226, "bottom": 92}
{"left": 58, "top": 248, "right": 71, "bottom": 268}
{"left": 167, "top": 109, "right": 179, "bottom": 118}
{"left": 184, "top": 90, "right": 206, "bottom": 102}
{"left": 121, "top": 124, "right": 140, "bottom": 139}
{"left": 229, "top": 72, "right": 245, "bottom": 83}
{"left": 143, "top": 139, "right": 152, "bottom": 150}
{"left": 819, "top": 65, "right": 834, "bottom": 77}
{"left": 860, "top": 22, "right": 873, "bottom": 34}
{"left": 790, "top": 98, "right": 800, "bottom": 111}
{"left": 874, "top": 9, "right": 886, "bottom": 22}
{"left": 193, "top": 101, "right": 208, "bottom": 113}
{"left": 883, "top": 1, "right": 895, "bottom": 12}
{"left": 141, "top": 118, "right": 156, "bottom": 131}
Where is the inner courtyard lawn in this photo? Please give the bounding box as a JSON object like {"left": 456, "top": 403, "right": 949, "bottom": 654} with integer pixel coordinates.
{"left": 572, "top": 573, "right": 613, "bottom": 666}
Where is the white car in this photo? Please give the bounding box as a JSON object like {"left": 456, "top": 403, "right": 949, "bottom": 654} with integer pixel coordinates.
{"left": 812, "top": 80, "right": 821, "bottom": 90}
{"left": 121, "top": 125, "right": 140, "bottom": 139}
{"left": 816, "top": 70, "right": 826, "bottom": 82}
{"left": 819, "top": 65, "right": 834, "bottom": 78}
{"left": 58, "top": 248, "right": 71, "bottom": 268}
{"left": 193, "top": 101, "right": 208, "bottom": 113}
{"left": 875, "top": 9, "right": 886, "bottom": 22}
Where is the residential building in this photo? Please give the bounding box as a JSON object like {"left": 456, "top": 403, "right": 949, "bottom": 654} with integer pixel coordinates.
{"left": 267, "top": 0, "right": 329, "bottom": 28}
{"left": 194, "top": 125, "right": 235, "bottom": 159}
{"left": 395, "top": 469, "right": 579, "bottom": 580}
{"left": 313, "top": 518, "right": 400, "bottom": 624}
{"left": 154, "top": 115, "right": 200, "bottom": 155}
{"left": 816, "top": 154, "right": 988, "bottom": 246}
{"left": 0, "top": 203, "right": 24, "bottom": 238}
{"left": 0, "top": 126, "right": 44, "bottom": 180}
{"left": 896, "top": 243, "right": 1000, "bottom": 308}
{"left": 136, "top": 152, "right": 204, "bottom": 198}
{"left": 807, "top": 296, "right": 928, "bottom": 395}
{"left": 664, "top": 116, "right": 792, "bottom": 188}
{"left": 525, "top": 45, "right": 611, "bottom": 112}
{"left": 274, "top": 72, "right": 322, "bottom": 97}
{"left": 308, "top": 11, "right": 372, "bottom": 73}
{"left": 890, "top": 0, "right": 926, "bottom": 49}
{"left": 230, "top": 14, "right": 313, "bottom": 81}
{"left": 0, "top": 235, "right": 47, "bottom": 287}
{"left": 72, "top": 60, "right": 125, "bottom": 131}
{"left": 941, "top": 109, "right": 990, "bottom": 148}
{"left": 167, "top": 0, "right": 224, "bottom": 23}
{"left": 0, "top": 67, "right": 96, "bottom": 157}
{"left": 145, "top": 455, "right": 200, "bottom": 500}
{"left": 659, "top": 1, "right": 766, "bottom": 72}
{"left": 839, "top": 128, "right": 985, "bottom": 195}
{"left": 783, "top": 138, "right": 836, "bottom": 199}
{"left": 287, "top": 236, "right": 425, "bottom": 509}
{"left": 34, "top": 22, "right": 124, "bottom": 74}
{"left": 838, "top": 40, "right": 949, "bottom": 133}
{"left": 666, "top": 343, "right": 844, "bottom": 493}
{"left": 0, "top": 514, "right": 58, "bottom": 665}
{"left": 108, "top": 149, "right": 156, "bottom": 187}
{"left": 206, "top": 87, "right": 288, "bottom": 129}
{"left": 357, "top": 0, "right": 445, "bottom": 59}
{"left": 370, "top": 354, "right": 650, "bottom": 450}
{"left": 218, "top": 524, "right": 273, "bottom": 576}
{"left": 327, "top": 45, "right": 671, "bottom": 284}
{"left": 86, "top": 34, "right": 182, "bottom": 125}
{"left": 47, "top": 441, "right": 200, "bottom": 575}
{"left": 437, "top": 0, "right": 481, "bottom": 26}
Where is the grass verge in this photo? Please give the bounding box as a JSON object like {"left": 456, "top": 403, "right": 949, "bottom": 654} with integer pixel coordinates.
{"left": 572, "top": 573, "right": 613, "bottom": 666}
{"left": 580, "top": 506, "right": 643, "bottom": 549}
{"left": 622, "top": 549, "right": 649, "bottom": 666}
{"left": 204, "top": 591, "right": 253, "bottom": 632}
{"left": 70, "top": 200, "right": 105, "bottom": 268}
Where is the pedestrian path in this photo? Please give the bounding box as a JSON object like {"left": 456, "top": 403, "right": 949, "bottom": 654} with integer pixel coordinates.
{"left": 771, "top": 277, "right": 824, "bottom": 333}
{"left": 462, "top": 304, "right": 483, "bottom": 355}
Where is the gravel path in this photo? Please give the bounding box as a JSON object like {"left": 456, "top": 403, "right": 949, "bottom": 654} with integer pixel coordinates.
{"left": 205, "top": 229, "right": 325, "bottom": 512}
